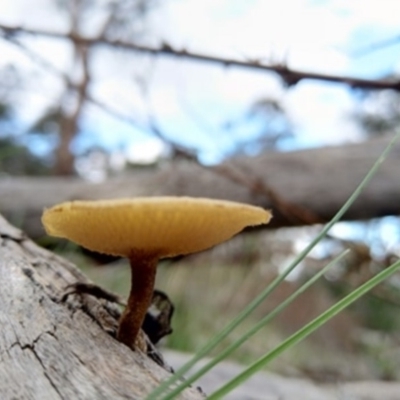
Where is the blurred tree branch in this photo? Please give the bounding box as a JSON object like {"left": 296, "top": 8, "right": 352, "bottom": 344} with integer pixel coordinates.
{"left": 1, "top": 26, "right": 196, "bottom": 161}
{"left": 1, "top": 20, "right": 400, "bottom": 177}
{"left": 1, "top": 23, "right": 400, "bottom": 91}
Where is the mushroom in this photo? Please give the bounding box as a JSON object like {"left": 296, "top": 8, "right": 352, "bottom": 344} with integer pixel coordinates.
{"left": 42, "top": 197, "right": 272, "bottom": 350}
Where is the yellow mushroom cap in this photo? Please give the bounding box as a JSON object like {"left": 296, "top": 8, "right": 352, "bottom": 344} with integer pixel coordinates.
{"left": 42, "top": 197, "right": 272, "bottom": 258}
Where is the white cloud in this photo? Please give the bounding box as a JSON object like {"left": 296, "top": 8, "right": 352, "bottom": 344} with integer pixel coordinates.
{"left": 0, "top": 0, "right": 68, "bottom": 30}
{"left": 126, "top": 137, "right": 168, "bottom": 164}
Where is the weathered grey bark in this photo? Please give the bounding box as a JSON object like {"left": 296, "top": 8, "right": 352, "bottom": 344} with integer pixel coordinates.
{"left": 1, "top": 136, "right": 400, "bottom": 238}
{"left": 0, "top": 214, "right": 204, "bottom": 400}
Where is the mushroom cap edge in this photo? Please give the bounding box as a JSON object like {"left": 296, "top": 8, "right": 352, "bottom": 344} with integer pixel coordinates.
{"left": 42, "top": 197, "right": 272, "bottom": 258}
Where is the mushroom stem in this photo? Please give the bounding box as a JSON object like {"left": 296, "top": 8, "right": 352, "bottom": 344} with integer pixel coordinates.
{"left": 117, "top": 252, "right": 159, "bottom": 349}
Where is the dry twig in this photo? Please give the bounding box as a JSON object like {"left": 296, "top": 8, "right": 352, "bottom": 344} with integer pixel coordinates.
{"left": 1, "top": 23, "right": 400, "bottom": 91}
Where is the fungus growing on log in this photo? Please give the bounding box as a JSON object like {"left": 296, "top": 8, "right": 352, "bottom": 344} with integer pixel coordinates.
{"left": 42, "top": 197, "right": 272, "bottom": 350}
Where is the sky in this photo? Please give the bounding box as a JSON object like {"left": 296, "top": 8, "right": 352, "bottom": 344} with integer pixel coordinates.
{"left": 0, "top": 0, "right": 400, "bottom": 163}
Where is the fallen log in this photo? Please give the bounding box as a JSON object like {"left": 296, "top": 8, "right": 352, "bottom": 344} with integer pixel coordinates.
{"left": 0, "top": 214, "right": 203, "bottom": 400}
{"left": 1, "top": 136, "right": 399, "bottom": 239}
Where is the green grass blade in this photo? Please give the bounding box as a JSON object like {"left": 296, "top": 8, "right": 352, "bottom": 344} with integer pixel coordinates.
{"left": 146, "top": 132, "right": 400, "bottom": 400}
{"left": 208, "top": 258, "right": 400, "bottom": 399}
{"left": 159, "top": 250, "right": 350, "bottom": 400}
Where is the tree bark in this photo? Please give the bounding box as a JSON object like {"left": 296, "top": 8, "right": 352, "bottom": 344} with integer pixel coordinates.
{"left": 1, "top": 136, "right": 400, "bottom": 238}
{"left": 0, "top": 214, "right": 204, "bottom": 400}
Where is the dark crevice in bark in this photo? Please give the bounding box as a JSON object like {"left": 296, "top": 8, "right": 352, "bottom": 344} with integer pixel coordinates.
{"left": 25, "top": 346, "right": 64, "bottom": 400}
{"left": 7, "top": 330, "right": 64, "bottom": 399}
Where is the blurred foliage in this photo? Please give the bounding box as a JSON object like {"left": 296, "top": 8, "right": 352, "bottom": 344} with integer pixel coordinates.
{"left": 352, "top": 78, "right": 400, "bottom": 136}
{"left": 28, "top": 108, "right": 61, "bottom": 136}
{"left": 327, "top": 279, "right": 400, "bottom": 333}
{"left": 0, "top": 102, "right": 9, "bottom": 118}
{"left": 222, "top": 97, "right": 293, "bottom": 157}
{"left": 247, "top": 98, "right": 293, "bottom": 147}
{"left": 0, "top": 136, "right": 50, "bottom": 175}
{"left": 360, "top": 296, "right": 400, "bottom": 332}
{"left": 0, "top": 101, "right": 51, "bottom": 175}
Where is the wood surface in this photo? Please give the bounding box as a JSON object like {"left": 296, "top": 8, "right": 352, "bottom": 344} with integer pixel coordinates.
{"left": 0, "top": 214, "right": 204, "bottom": 400}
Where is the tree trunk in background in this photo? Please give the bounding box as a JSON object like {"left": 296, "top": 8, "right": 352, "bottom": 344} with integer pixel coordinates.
{"left": 1, "top": 136, "right": 399, "bottom": 238}
{"left": 53, "top": 1, "right": 90, "bottom": 176}
{"left": 53, "top": 42, "right": 90, "bottom": 176}
{"left": 54, "top": 109, "right": 78, "bottom": 175}
{"left": 0, "top": 214, "right": 204, "bottom": 400}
